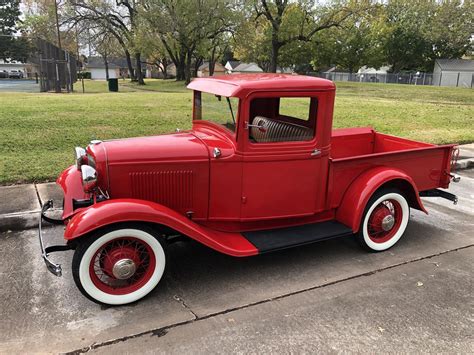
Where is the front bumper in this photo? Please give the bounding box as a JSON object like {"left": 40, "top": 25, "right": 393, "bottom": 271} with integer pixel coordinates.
{"left": 38, "top": 200, "right": 71, "bottom": 276}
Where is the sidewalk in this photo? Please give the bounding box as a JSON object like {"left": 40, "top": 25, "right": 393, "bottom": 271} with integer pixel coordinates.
{"left": 0, "top": 143, "right": 473, "bottom": 233}
{"left": 0, "top": 182, "right": 63, "bottom": 232}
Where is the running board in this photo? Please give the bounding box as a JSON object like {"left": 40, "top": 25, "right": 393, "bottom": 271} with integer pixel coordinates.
{"left": 242, "top": 221, "right": 353, "bottom": 254}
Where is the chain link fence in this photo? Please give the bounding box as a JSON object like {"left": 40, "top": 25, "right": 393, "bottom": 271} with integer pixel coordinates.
{"left": 35, "top": 38, "right": 77, "bottom": 93}
{"left": 310, "top": 71, "right": 473, "bottom": 88}
{"left": 0, "top": 36, "right": 77, "bottom": 92}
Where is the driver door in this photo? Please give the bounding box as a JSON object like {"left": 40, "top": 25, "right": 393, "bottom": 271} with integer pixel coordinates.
{"left": 240, "top": 93, "right": 324, "bottom": 220}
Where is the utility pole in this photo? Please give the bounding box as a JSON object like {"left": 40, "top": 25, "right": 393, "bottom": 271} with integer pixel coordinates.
{"left": 53, "top": 0, "right": 62, "bottom": 92}
{"left": 54, "top": 0, "right": 62, "bottom": 49}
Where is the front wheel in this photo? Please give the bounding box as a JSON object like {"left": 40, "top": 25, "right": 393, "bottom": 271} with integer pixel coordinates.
{"left": 357, "top": 188, "right": 410, "bottom": 252}
{"left": 72, "top": 225, "right": 166, "bottom": 305}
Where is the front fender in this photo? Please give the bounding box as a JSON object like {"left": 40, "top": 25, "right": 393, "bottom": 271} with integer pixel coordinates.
{"left": 336, "top": 167, "right": 427, "bottom": 233}
{"left": 64, "top": 199, "right": 258, "bottom": 257}
{"left": 57, "top": 165, "right": 89, "bottom": 219}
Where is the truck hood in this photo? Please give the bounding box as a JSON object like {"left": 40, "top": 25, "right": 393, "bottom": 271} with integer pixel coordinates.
{"left": 101, "top": 132, "right": 209, "bottom": 164}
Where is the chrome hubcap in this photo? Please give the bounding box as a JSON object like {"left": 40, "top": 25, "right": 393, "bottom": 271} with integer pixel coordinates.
{"left": 112, "top": 259, "right": 137, "bottom": 279}
{"left": 381, "top": 215, "right": 395, "bottom": 231}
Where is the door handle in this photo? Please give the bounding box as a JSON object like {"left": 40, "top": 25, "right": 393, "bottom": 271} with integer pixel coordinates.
{"left": 311, "top": 149, "right": 321, "bottom": 156}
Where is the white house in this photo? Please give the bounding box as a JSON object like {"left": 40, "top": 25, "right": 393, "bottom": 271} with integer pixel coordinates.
{"left": 0, "top": 59, "right": 38, "bottom": 78}
{"left": 86, "top": 57, "right": 146, "bottom": 80}
{"left": 224, "top": 61, "right": 241, "bottom": 73}
{"left": 433, "top": 59, "right": 474, "bottom": 87}
{"left": 231, "top": 62, "right": 263, "bottom": 74}
{"left": 86, "top": 57, "right": 119, "bottom": 79}
{"left": 356, "top": 65, "right": 391, "bottom": 83}
{"left": 197, "top": 62, "right": 226, "bottom": 77}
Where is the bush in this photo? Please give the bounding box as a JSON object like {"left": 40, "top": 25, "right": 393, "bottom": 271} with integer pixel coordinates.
{"left": 77, "top": 71, "right": 91, "bottom": 79}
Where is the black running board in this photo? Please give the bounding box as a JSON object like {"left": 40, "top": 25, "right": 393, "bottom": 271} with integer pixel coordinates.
{"left": 243, "top": 220, "right": 353, "bottom": 254}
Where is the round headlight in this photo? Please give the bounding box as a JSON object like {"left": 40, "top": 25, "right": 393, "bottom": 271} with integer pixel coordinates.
{"left": 75, "top": 147, "right": 87, "bottom": 170}
{"left": 81, "top": 165, "right": 98, "bottom": 192}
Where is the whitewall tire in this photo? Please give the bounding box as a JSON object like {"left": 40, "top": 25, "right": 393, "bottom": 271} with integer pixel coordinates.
{"left": 72, "top": 225, "right": 166, "bottom": 305}
{"left": 357, "top": 189, "right": 410, "bottom": 252}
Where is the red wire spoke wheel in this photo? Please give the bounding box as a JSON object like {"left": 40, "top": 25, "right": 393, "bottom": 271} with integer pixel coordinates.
{"left": 72, "top": 226, "right": 166, "bottom": 305}
{"left": 358, "top": 189, "right": 410, "bottom": 252}
{"left": 89, "top": 237, "right": 156, "bottom": 295}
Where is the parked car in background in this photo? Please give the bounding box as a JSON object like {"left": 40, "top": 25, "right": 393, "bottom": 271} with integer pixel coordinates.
{"left": 0, "top": 70, "right": 9, "bottom": 78}
{"left": 9, "top": 70, "right": 23, "bottom": 79}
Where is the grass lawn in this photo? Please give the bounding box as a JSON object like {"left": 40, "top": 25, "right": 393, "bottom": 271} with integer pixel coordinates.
{"left": 0, "top": 79, "right": 472, "bottom": 185}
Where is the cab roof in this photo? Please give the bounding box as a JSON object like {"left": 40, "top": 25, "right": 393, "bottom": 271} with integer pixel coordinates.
{"left": 187, "top": 73, "right": 335, "bottom": 98}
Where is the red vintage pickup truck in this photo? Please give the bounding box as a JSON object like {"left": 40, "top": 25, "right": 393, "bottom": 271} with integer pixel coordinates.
{"left": 39, "top": 74, "right": 459, "bottom": 305}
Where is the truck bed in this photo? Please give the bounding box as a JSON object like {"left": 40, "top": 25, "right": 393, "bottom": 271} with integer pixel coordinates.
{"left": 331, "top": 127, "right": 435, "bottom": 159}
{"left": 329, "top": 128, "right": 455, "bottom": 209}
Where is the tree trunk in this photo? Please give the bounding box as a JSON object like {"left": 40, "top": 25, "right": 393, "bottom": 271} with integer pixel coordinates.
{"left": 209, "top": 47, "right": 216, "bottom": 76}
{"left": 269, "top": 39, "right": 281, "bottom": 73}
{"left": 124, "top": 49, "right": 136, "bottom": 81}
{"left": 161, "top": 58, "right": 169, "bottom": 79}
{"left": 176, "top": 49, "right": 186, "bottom": 81}
{"left": 135, "top": 52, "right": 145, "bottom": 85}
{"left": 184, "top": 50, "right": 192, "bottom": 85}
{"left": 103, "top": 52, "right": 109, "bottom": 81}
{"left": 193, "top": 57, "right": 203, "bottom": 78}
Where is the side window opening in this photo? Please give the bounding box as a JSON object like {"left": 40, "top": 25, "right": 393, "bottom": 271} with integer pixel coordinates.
{"left": 249, "top": 97, "right": 317, "bottom": 143}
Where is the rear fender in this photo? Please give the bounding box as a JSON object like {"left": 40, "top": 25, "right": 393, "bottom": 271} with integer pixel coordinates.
{"left": 64, "top": 199, "right": 257, "bottom": 257}
{"left": 336, "top": 167, "right": 427, "bottom": 233}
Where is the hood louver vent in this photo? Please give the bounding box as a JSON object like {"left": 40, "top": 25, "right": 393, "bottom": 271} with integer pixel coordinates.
{"left": 130, "top": 171, "right": 193, "bottom": 210}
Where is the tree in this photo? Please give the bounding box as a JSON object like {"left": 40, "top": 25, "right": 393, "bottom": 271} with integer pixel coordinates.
{"left": 92, "top": 32, "right": 121, "bottom": 80}
{"left": 383, "top": 0, "right": 472, "bottom": 73}
{"left": 68, "top": 0, "right": 145, "bottom": 84}
{"left": 250, "top": 0, "right": 361, "bottom": 72}
{"left": 142, "top": 0, "right": 237, "bottom": 83}
{"left": 21, "top": 0, "right": 78, "bottom": 55}
{"left": 0, "top": 0, "right": 31, "bottom": 62}
{"left": 233, "top": 12, "right": 272, "bottom": 71}
{"left": 428, "top": 1, "right": 473, "bottom": 64}
{"left": 311, "top": 5, "right": 386, "bottom": 73}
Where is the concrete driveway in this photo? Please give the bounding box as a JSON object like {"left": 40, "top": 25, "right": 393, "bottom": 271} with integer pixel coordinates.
{"left": 0, "top": 79, "right": 39, "bottom": 92}
{"left": 0, "top": 170, "right": 473, "bottom": 354}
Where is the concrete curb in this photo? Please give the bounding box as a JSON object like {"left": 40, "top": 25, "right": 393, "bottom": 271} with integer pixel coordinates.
{"left": 455, "top": 159, "right": 474, "bottom": 170}
{"left": 0, "top": 182, "right": 63, "bottom": 233}
{"left": 0, "top": 208, "right": 62, "bottom": 233}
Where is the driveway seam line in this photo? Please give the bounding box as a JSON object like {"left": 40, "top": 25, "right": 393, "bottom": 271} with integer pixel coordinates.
{"left": 173, "top": 295, "right": 199, "bottom": 320}
{"left": 34, "top": 183, "right": 43, "bottom": 207}
{"left": 64, "top": 243, "right": 474, "bottom": 354}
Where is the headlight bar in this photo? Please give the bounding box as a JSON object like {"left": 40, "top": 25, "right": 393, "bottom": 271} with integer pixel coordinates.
{"left": 81, "top": 165, "right": 98, "bottom": 192}
{"left": 75, "top": 147, "right": 87, "bottom": 170}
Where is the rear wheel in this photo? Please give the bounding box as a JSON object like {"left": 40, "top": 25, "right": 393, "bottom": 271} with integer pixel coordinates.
{"left": 72, "top": 225, "right": 166, "bottom": 305}
{"left": 357, "top": 188, "right": 410, "bottom": 252}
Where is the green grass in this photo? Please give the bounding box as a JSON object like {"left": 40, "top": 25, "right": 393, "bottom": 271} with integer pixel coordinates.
{"left": 0, "top": 79, "right": 472, "bottom": 185}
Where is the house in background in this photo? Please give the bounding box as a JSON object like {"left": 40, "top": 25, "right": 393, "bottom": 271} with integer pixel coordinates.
{"left": 433, "top": 59, "right": 474, "bottom": 87}
{"left": 86, "top": 57, "right": 144, "bottom": 79}
{"left": 357, "top": 65, "right": 391, "bottom": 82}
{"left": 230, "top": 62, "right": 263, "bottom": 74}
{"left": 0, "top": 59, "right": 39, "bottom": 78}
{"left": 197, "top": 62, "right": 225, "bottom": 77}
{"left": 224, "top": 61, "right": 241, "bottom": 73}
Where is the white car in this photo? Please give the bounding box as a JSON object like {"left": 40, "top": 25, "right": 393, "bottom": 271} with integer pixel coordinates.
{"left": 9, "top": 70, "right": 24, "bottom": 79}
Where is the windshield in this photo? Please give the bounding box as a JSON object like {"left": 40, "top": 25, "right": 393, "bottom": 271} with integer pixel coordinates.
{"left": 194, "top": 91, "right": 239, "bottom": 133}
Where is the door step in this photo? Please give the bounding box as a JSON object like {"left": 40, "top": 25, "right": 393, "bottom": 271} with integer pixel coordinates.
{"left": 242, "top": 220, "right": 353, "bottom": 253}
